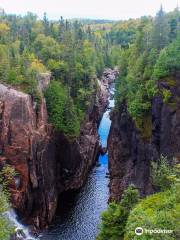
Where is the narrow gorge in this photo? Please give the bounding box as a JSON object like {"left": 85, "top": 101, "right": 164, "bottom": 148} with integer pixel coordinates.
{"left": 0, "top": 6, "right": 179, "bottom": 240}
{"left": 0, "top": 69, "right": 118, "bottom": 239}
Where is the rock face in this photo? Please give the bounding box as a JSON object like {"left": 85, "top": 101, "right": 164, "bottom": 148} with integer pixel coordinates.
{"left": 101, "top": 68, "right": 119, "bottom": 86}
{"left": 0, "top": 84, "right": 57, "bottom": 229}
{"left": 0, "top": 69, "right": 116, "bottom": 230}
{"left": 37, "top": 72, "right": 51, "bottom": 91}
{"left": 108, "top": 73, "right": 180, "bottom": 201}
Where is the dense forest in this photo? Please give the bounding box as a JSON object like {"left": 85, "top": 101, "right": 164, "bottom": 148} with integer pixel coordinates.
{"left": 98, "top": 6, "right": 180, "bottom": 240}
{"left": 0, "top": 5, "right": 180, "bottom": 240}
{"left": 115, "top": 6, "right": 180, "bottom": 136}
{"left": 0, "top": 9, "right": 116, "bottom": 239}
{"left": 0, "top": 10, "right": 113, "bottom": 137}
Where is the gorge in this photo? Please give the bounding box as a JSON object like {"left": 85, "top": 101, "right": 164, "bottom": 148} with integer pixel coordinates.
{"left": 39, "top": 78, "right": 115, "bottom": 240}
{"left": 0, "top": 6, "right": 180, "bottom": 240}
{"left": 0, "top": 69, "right": 117, "bottom": 239}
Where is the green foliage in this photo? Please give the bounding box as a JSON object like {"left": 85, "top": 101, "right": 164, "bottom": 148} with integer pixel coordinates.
{"left": 0, "top": 189, "right": 14, "bottom": 240}
{"left": 45, "top": 81, "right": 80, "bottom": 137}
{"left": 97, "top": 185, "right": 140, "bottom": 240}
{"left": 162, "top": 89, "right": 171, "bottom": 103}
{"left": 0, "top": 165, "right": 16, "bottom": 239}
{"left": 98, "top": 157, "right": 180, "bottom": 240}
{"left": 151, "top": 155, "right": 179, "bottom": 191}
{"left": 0, "top": 7, "right": 179, "bottom": 137}
{"left": 115, "top": 6, "right": 180, "bottom": 129}
{"left": 153, "top": 37, "right": 180, "bottom": 79}
{"left": 152, "top": 5, "right": 170, "bottom": 50}
{"left": 123, "top": 157, "right": 180, "bottom": 239}
{"left": 124, "top": 184, "right": 180, "bottom": 240}
{"left": 107, "top": 18, "right": 140, "bottom": 47}
{"left": 34, "top": 34, "right": 61, "bottom": 62}
{"left": 0, "top": 12, "right": 112, "bottom": 136}
{"left": 47, "top": 59, "right": 68, "bottom": 81}
{"left": 134, "top": 114, "right": 152, "bottom": 139}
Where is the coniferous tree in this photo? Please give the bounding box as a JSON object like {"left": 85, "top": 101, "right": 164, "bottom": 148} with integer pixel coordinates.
{"left": 152, "top": 5, "right": 170, "bottom": 50}
{"left": 43, "top": 12, "right": 50, "bottom": 36}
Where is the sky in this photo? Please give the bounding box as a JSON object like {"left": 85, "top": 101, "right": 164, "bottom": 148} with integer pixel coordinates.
{"left": 0, "top": 0, "right": 179, "bottom": 20}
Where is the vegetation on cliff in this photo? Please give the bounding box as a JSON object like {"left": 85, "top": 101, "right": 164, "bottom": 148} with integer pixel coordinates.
{"left": 0, "top": 189, "right": 13, "bottom": 240}
{"left": 97, "top": 185, "right": 140, "bottom": 240}
{"left": 2, "top": 6, "right": 178, "bottom": 137}
{"left": 98, "top": 156, "right": 180, "bottom": 240}
{"left": 44, "top": 81, "right": 81, "bottom": 136}
{"left": 125, "top": 157, "right": 180, "bottom": 240}
{"left": 115, "top": 6, "right": 180, "bottom": 133}
{"left": 0, "top": 11, "right": 111, "bottom": 136}
{"left": 0, "top": 165, "right": 16, "bottom": 240}
{"left": 97, "top": 6, "right": 180, "bottom": 240}
{"left": 0, "top": 5, "right": 179, "bottom": 238}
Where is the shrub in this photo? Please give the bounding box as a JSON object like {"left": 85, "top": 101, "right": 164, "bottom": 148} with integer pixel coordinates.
{"left": 45, "top": 81, "right": 80, "bottom": 137}
{"left": 151, "top": 155, "right": 177, "bottom": 191}
{"left": 0, "top": 189, "right": 14, "bottom": 240}
{"left": 0, "top": 165, "right": 16, "bottom": 239}
{"left": 162, "top": 89, "right": 171, "bottom": 103}
{"left": 124, "top": 184, "right": 180, "bottom": 240}
{"left": 153, "top": 37, "right": 180, "bottom": 79}
{"left": 97, "top": 185, "right": 139, "bottom": 240}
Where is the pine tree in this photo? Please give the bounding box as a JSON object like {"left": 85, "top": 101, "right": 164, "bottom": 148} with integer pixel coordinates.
{"left": 169, "top": 7, "right": 180, "bottom": 42}
{"left": 43, "top": 12, "right": 50, "bottom": 36}
{"left": 152, "top": 5, "right": 170, "bottom": 50}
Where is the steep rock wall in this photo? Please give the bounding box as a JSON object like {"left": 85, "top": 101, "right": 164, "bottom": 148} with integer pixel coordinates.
{"left": 0, "top": 84, "right": 57, "bottom": 229}
{"left": 108, "top": 73, "right": 180, "bottom": 201}
{"left": 0, "top": 69, "right": 115, "bottom": 230}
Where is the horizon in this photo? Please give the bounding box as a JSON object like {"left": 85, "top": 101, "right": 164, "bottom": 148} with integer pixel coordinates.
{"left": 0, "top": 0, "right": 179, "bottom": 21}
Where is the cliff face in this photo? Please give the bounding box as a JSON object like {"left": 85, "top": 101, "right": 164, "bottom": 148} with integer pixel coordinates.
{"left": 0, "top": 84, "right": 57, "bottom": 228}
{"left": 108, "top": 73, "right": 180, "bottom": 201}
{"left": 0, "top": 69, "right": 114, "bottom": 229}
{"left": 55, "top": 78, "right": 109, "bottom": 192}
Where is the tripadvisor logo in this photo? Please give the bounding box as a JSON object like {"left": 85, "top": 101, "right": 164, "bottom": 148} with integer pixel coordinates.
{"left": 135, "top": 227, "right": 173, "bottom": 236}
{"left": 135, "top": 227, "right": 143, "bottom": 235}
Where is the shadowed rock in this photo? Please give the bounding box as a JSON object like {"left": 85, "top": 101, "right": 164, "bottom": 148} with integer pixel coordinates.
{"left": 108, "top": 73, "right": 180, "bottom": 201}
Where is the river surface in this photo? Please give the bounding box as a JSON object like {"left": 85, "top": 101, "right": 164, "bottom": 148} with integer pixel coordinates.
{"left": 39, "top": 88, "right": 114, "bottom": 240}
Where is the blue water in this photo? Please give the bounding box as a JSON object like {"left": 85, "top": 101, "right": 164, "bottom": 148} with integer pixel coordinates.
{"left": 40, "top": 93, "right": 114, "bottom": 240}
{"left": 98, "top": 110, "right": 111, "bottom": 148}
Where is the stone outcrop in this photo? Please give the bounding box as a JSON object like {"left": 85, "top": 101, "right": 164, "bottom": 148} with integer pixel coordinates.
{"left": 108, "top": 73, "right": 180, "bottom": 201}
{"left": 101, "top": 68, "right": 119, "bottom": 86}
{"left": 0, "top": 84, "right": 57, "bottom": 229}
{"left": 0, "top": 69, "right": 116, "bottom": 230}
{"left": 37, "top": 72, "right": 51, "bottom": 91}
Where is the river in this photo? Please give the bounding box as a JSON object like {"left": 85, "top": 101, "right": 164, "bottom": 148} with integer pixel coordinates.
{"left": 39, "top": 85, "right": 114, "bottom": 240}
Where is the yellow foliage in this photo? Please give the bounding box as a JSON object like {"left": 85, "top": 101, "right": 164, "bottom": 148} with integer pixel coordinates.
{"left": 30, "top": 59, "right": 46, "bottom": 74}
{"left": 0, "top": 23, "right": 10, "bottom": 35}
{"left": 135, "top": 114, "right": 152, "bottom": 139}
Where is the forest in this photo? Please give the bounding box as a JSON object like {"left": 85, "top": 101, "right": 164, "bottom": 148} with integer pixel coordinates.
{"left": 98, "top": 6, "right": 180, "bottom": 240}
{"left": 0, "top": 5, "right": 180, "bottom": 240}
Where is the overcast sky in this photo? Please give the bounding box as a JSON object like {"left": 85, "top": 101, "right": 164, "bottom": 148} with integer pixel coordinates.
{"left": 0, "top": 0, "right": 179, "bottom": 20}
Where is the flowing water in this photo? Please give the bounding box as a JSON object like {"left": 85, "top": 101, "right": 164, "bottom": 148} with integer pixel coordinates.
{"left": 7, "top": 84, "right": 114, "bottom": 240}
{"left": 39, "top": 86, "right": 114, "bottom": 240}
{"left": 6, "top": 209, "right": 35, "bottom": 240}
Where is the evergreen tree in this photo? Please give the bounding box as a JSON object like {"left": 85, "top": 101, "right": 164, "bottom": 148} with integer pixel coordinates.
{"left": 43, "top": 12, "right": 50, "bottom": 36}
{"left": 152, "top": 5, "right": 170, "bottom": 50}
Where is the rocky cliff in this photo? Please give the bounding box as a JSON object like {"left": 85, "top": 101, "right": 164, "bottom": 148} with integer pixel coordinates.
{"left": 0, "top": 69, "right": 116, "bottom": 230}
{"left": 108, "top": 73, "right": 180, "bottom": 201}
{"left": 0, "top": 83, "right": 57, "bottom": 229}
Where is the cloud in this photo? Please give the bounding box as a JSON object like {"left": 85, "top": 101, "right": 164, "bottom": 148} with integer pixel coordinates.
{"left": 0, "top": 0, "right": 179, "bottom": 20}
